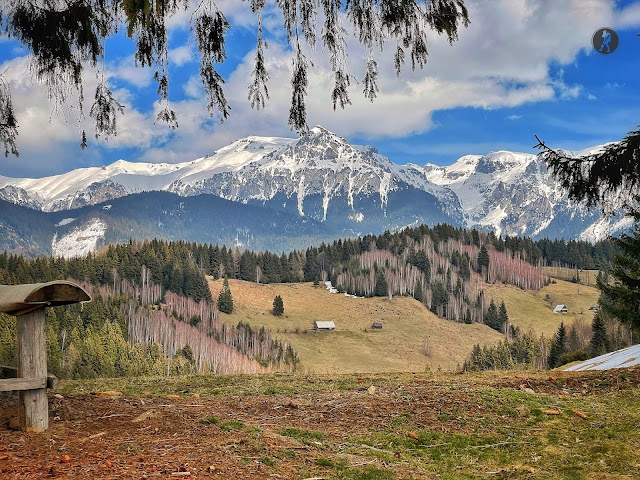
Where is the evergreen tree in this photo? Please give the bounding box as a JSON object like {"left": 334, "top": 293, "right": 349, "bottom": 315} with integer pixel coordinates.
{"left": 548, "top": 322, "right": 567, "bottom": 369}
{"left": 272, "top": 295, "right": 284, "bottom": 316}
{"left": 414, "top": 279, "right": 424, "bottom": 303}
{"left": 374, "top": 270, "right": 388, "bottom": 297}
{"left": 471, "top": 229, "right": 480, "bottom": 247}
{"left": 597, "top": 227, "right": 640, "bottom": 329}
{"left": 590, "top": 313, "right": 610, "bottom": 357}
{"left": 217, "top": 278, "right": 234, "bottom": 314}
{"left": 540, "top": 128, "right": 640, "bottom": 329}
{"left": 477, "top": 245, "right": 490, "bottom": 275}
{"left": 498, "top": 301, "right": 509, "bottom": 334}
{"left": 484, "top": 299, "right": 499, "bottom": 331}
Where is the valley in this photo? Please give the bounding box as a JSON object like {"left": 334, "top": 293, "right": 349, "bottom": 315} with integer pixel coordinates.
{"left": 209, "top": 278, "right": 503, "bottom": 372}
{"left": 208, "top": 276, "right": 600, "bottom": 373}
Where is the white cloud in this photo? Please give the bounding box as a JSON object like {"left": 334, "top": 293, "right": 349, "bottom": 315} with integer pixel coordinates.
{"left": 0, "top": 54, "right": 161, "bottom": 174}
{"left": 3, "top": 0, "right": 640, "bottom": 176}
{"left": 507, "top": 115, "right": 522, "bottom": 120}
{"left": 183, "top": 75, "right": 202, "bottom": 98}
{"left": 169, "top": 45, "right": 195, "bottom": 67}
{"left": 93, "top": 0, "right": 639, "bottom": 163}
{"left": 107, "top": 55, "right": 154, "bottom": 88}
{"left": 615, "top": 2, "right": 640, "bottom": 28}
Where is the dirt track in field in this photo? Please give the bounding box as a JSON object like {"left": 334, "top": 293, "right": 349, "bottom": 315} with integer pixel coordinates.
{"left": 1, "top": 368, "right": 639, "bottom": 479}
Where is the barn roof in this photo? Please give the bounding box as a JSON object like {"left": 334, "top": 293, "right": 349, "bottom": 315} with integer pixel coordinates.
{"left": 553, "top": 304, "right": 568, "bottom": 312}
{"left": 314, "top": 321, "right": 336, "bottom": 329}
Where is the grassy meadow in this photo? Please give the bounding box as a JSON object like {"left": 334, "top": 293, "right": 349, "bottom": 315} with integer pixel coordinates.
{"left": 209, "top": 278, "right": 504, "bottom": 373}
{"left": 208, "top": 275, "right": 599, "bottom": 373}
{"left": 483, "top": 278, "right": 600, "bottom": 337}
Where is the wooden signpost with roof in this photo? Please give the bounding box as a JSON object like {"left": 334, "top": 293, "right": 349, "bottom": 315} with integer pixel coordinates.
{"left": 0, "top": 281, "right": 90, "bottom": 432}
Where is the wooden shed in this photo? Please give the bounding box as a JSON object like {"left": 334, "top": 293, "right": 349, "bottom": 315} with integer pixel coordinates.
{"left": 553, "top": 304, "right": 569, "bottom": 313}
{"left": 314, "top": 321, "right": 335, "bottom": 331}
{"left": 371, "top": 322, "right": 383, "bottom": 329}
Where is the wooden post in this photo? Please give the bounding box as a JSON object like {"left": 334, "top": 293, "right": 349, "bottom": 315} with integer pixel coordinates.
{"left": 17, "top": 308, "right": 48, "bottom": 432}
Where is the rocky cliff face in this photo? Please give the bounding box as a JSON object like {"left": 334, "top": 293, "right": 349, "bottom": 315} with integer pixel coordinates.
{"left": 0, "top": 126, "right": 628, "bottom": 242}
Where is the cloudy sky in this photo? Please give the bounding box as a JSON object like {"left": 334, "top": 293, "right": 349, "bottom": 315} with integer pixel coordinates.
{"left": 1, "top": 0, "right": 639, "bottom": 178}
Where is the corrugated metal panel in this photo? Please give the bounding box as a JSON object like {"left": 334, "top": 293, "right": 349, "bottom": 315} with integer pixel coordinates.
{"left": 564, "top": 344, "right": 640, "bottom": 371}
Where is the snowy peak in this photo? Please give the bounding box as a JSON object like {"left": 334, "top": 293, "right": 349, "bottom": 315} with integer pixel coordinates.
{"left": 475, "top": 151, "right": 533, "bottom": 175}
{"left": 0, "top": 128, "right": 624, "bottom": 242}
{"left": 421, "top": 145, "right": 624, "bottom": 240}
{"left": 0, "top": 134, "right": 294, "bottom": 211}
{"left": 425, "top": 155, "right": 480, "bottom": 186}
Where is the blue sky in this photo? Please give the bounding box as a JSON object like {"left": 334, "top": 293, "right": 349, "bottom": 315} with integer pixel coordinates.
{"left": 1, "top": 0, "right": 639, "bottom": 177}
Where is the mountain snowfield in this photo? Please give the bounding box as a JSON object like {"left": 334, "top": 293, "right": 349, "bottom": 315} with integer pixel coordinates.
{"left": 0, "top": 126, "right": 629, "bottom": 257}
{"left": 51, "top": 218, "right": 107, "bottom": 258}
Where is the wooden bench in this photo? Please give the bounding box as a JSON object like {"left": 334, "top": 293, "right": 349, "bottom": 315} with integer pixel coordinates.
{"left": 0, "top": 281, "right": 90, "bottom": 432}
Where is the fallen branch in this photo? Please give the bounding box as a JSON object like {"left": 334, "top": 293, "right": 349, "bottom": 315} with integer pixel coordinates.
{"left": 466, "top": 441, "right": 526, "bottom": 450}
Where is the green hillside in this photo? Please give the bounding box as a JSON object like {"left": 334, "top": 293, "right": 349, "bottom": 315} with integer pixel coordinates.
{"left": 483, "top": 278, "right": 600, "bottom": 337}
{"left": 210, "top": 278, "right": 504, "bottom": 372}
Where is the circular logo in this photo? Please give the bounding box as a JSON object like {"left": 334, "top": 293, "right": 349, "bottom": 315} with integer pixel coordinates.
{"left": 592, "top": 27, "right": 618, "bottom": 54}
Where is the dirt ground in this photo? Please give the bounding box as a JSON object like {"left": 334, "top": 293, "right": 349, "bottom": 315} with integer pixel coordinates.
{"left": 1, "top": 368, "right": 640, "bottom": 479}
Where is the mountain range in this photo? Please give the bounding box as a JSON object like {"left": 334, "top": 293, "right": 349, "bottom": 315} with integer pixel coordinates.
{"left": 0, "top": 126, "right": 631, "bottom": 257}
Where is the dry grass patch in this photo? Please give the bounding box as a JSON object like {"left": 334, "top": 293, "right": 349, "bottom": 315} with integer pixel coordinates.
{"left": 483, "top": 278, "right": 600, "bottom": 337}
{"left": 209, "top": 278, "right": 503, "bottom": 373}
{"left": 542, "top": 267, "right": 601, "bottom": 286}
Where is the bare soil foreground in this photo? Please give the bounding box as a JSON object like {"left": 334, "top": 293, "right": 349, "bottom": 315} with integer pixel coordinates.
{"left": 1, "top": 368, "right": 639, "bottom": 479}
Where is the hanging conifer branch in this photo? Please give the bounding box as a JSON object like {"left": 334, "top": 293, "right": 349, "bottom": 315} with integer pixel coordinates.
{"left": 248, "top": 8, "right": 270, "bottom": 110}
{"left": 362, "top": 49, "right": 379, "bottom": 102}
{"left": 90, "top": 37, "right": 124, "bottom": 141}
{"left": 0, "top": 76, "right": 19, "bottom": 157}
{"left": 0, "top": 0, "right": 471, "bottom": 155}
{"left": 90, "top": 81, "right": 125, "bottom": 139}
{"left": 535, "top": 130, "right": 640, "bottom": 218}
{"left": 194, "top": 2, "right": 231, "bottom": 122}
{"left": 289, "top": 33, "right": 309, "bottom": 131}
{"left": 322, "top": 0, "right": 352, "bottom": 111}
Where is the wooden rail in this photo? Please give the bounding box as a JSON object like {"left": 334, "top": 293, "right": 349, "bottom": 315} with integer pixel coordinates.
{"left": 0, "top": 365, "right": 59, "bottom": 390}
{"left": 0, "top": 377, "right": 46, "bottom": 392}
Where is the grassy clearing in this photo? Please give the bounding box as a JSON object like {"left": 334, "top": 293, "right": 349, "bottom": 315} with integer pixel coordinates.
{"left": 58, "top": 371, "right": 388, "bottom": 397}
{"left": 209, "top": 278, "right": 503, "bottom": 372}
{"left": 339, "top": 390, "right": 640, "bottom": 479}
{"left": 542, "top": 267, "right": 601, "bottom": 286}
{"left": 483, "top": 278, "right": 600, "bottom": 337}
{"left": 54, "top": 369, "right": 640, "bottom": 479}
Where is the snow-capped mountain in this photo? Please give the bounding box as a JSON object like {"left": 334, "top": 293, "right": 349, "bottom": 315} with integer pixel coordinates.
{"left": 0, "top": 135, "right": 294, "bottom": 211}
{"left": 0, "top": 126, "right": 456, "bottom": 236}
{"left": 422, "top": 146, "right": 629, "bottom": 241}
{"left": 0, "top": 126, "right": 630, "bottom": 252}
